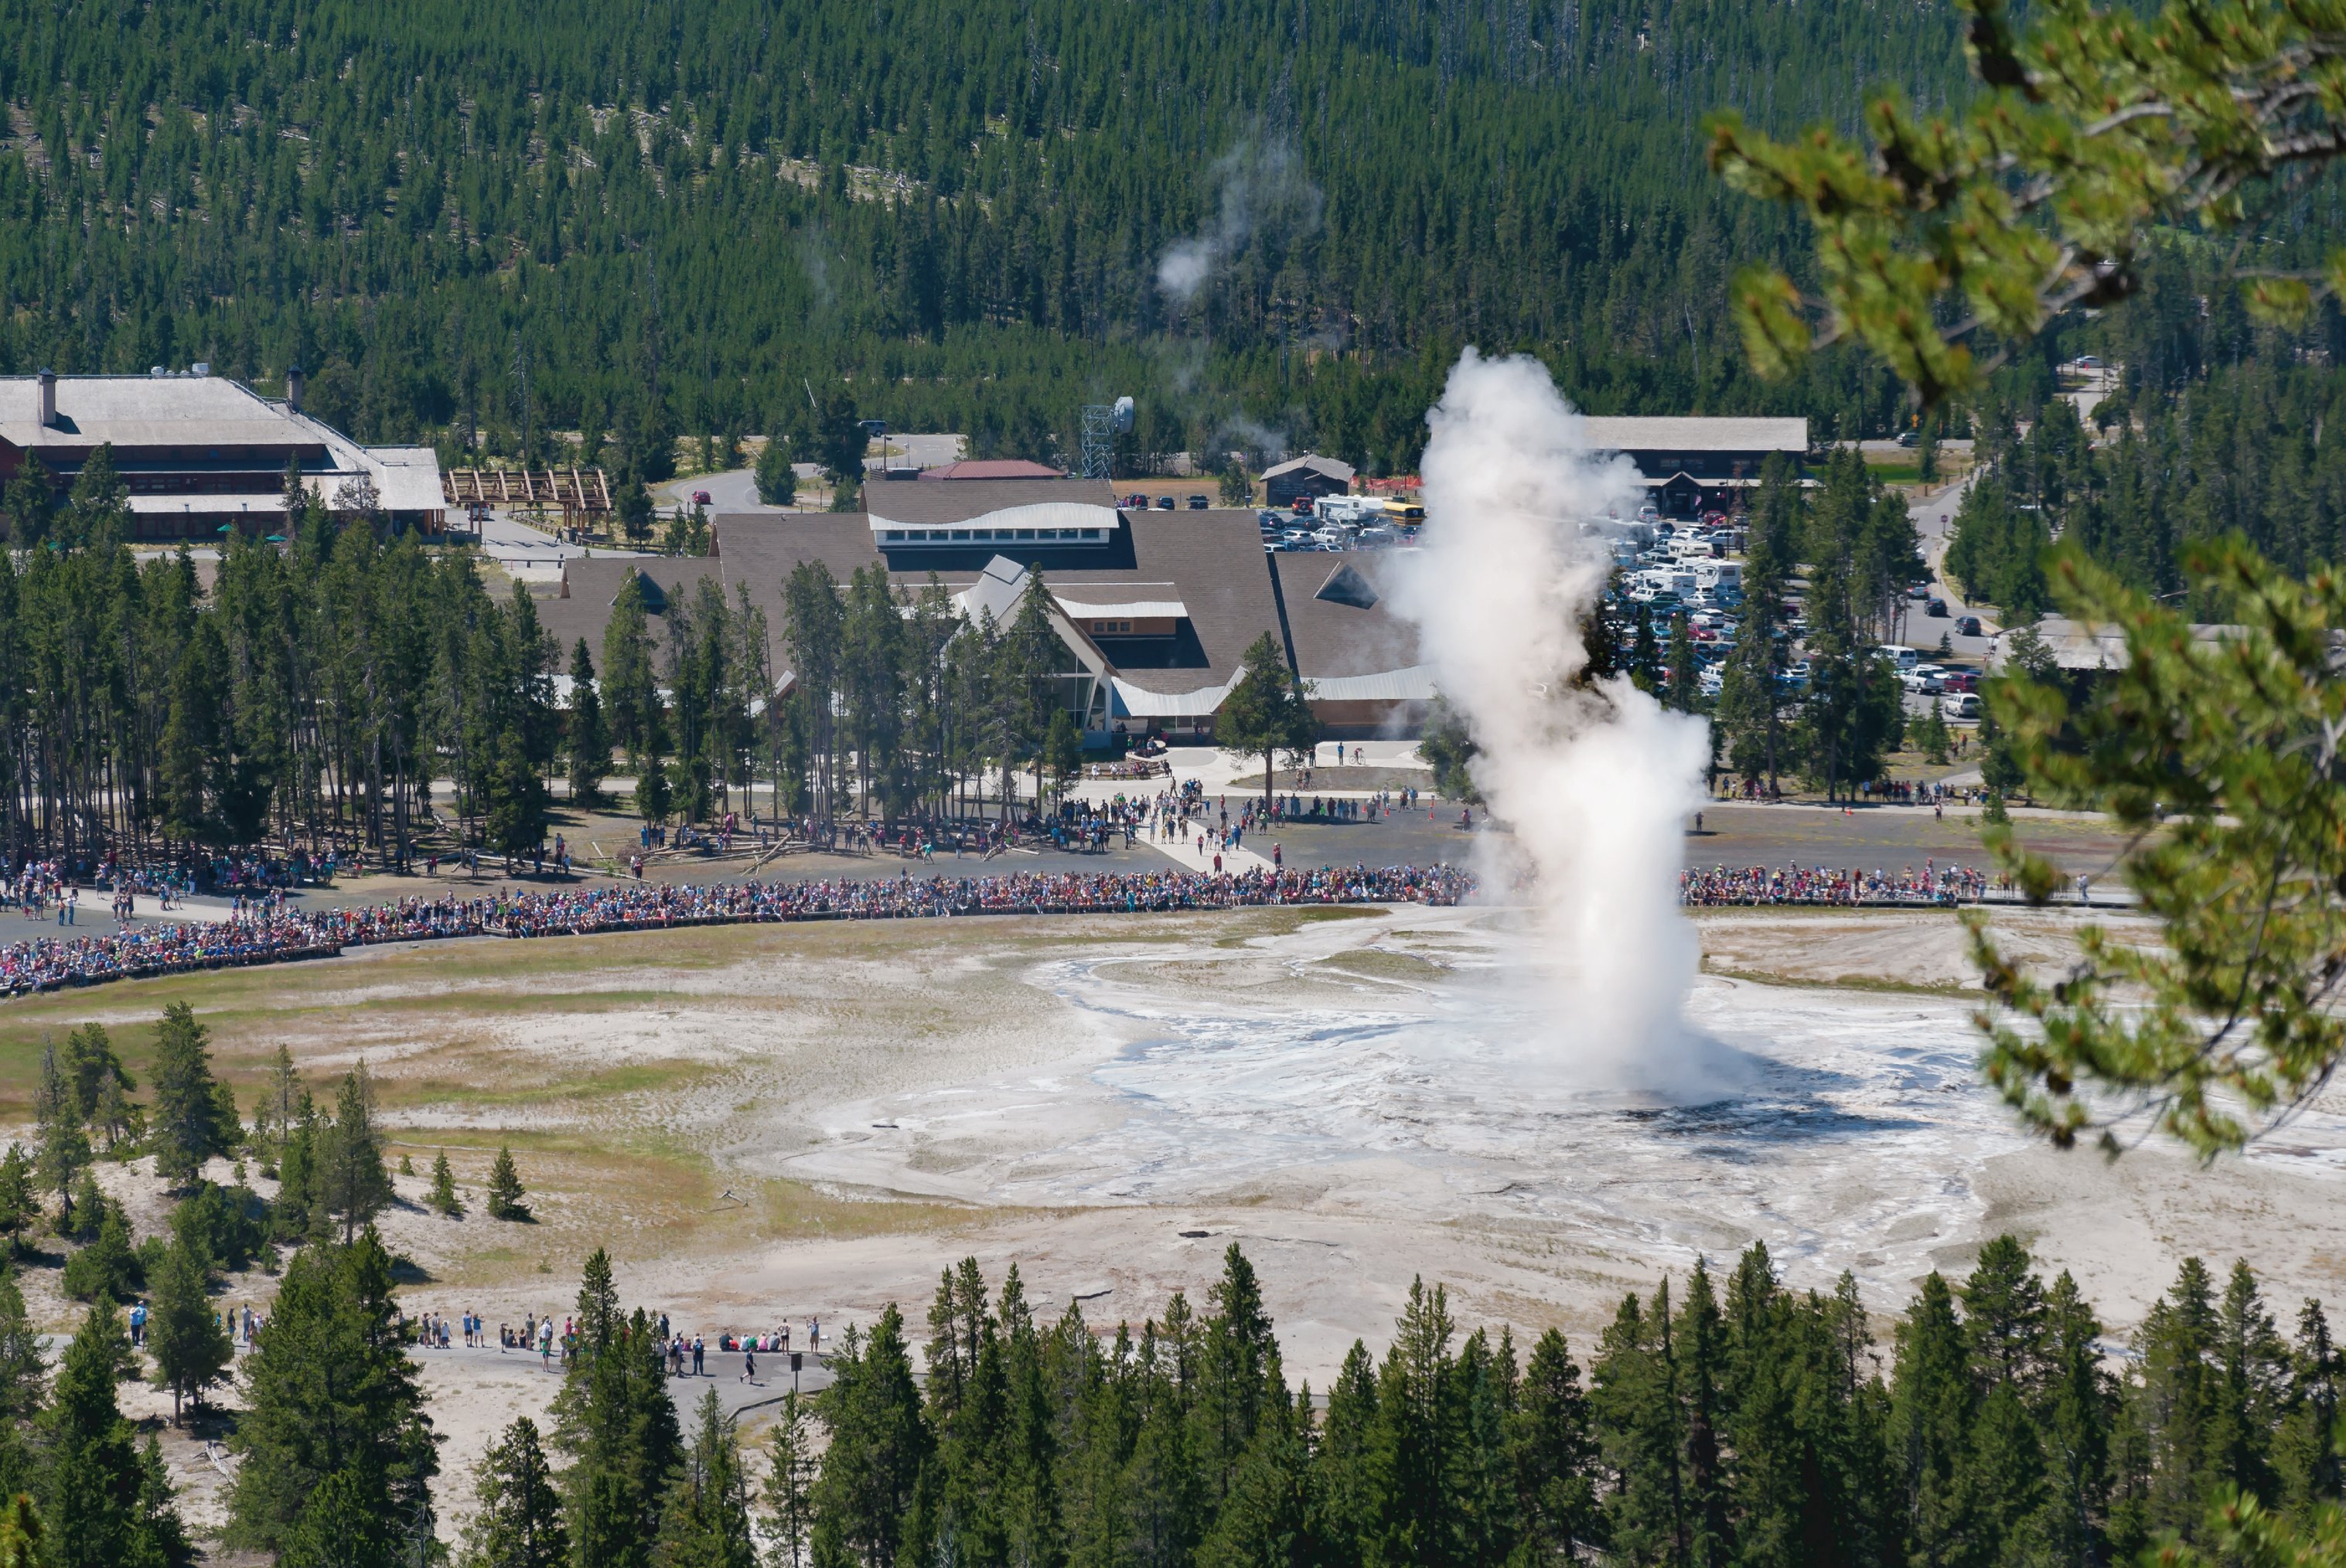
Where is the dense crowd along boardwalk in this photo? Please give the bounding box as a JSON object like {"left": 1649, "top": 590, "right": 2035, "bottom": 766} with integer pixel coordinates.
{"left": 1679, "top": 863, "right": 1993, "bottom": 905}
{"left": 0, "top": 865, "right": 1473, "bottom": 997}
{"left": 2, "top": 860, "right": 2048, "bottom": 997}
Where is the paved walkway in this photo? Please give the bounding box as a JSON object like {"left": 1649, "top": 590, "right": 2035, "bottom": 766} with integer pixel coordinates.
{"left": 401, "top": 1338, "right": 834, "bottom": 1419}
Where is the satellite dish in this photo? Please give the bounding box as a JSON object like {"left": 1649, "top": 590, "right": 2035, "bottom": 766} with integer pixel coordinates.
{"left": 1112, "top": 395, "right": 1135, "bottom": 434}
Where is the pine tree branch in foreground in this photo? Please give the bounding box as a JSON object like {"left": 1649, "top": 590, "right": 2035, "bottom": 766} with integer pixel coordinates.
{"left": 1967, "top": 539, "right": 2346, "bottom": 1155}
{"left": 1706, "top": 0, "right": 2346, "bottom": 404}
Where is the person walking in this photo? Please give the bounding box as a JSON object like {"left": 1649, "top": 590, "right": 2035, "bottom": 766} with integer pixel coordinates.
{"left": 692, "top": 1333, "right": 705, "bottom": 1375}
{"left": 741, "top": 1342, "right": 757, "bottom": 1383}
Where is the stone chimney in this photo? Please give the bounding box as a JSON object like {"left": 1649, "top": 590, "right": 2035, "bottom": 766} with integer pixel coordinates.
{"left": 35, "top": 368, "right": 55, "bottom": 429}
{"left": 285, "top": 365, "right": 305, "bottom": 413}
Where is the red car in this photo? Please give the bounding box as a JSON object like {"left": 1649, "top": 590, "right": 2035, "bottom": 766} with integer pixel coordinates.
{"left": 1942, "top": 671, "right": 1979, "bottom": 694}
{"left": 1291, "top": 496, "right": 1315, "bottom": 515}
{"left": 691, "top": 489, "right": 712, "bottom": 506}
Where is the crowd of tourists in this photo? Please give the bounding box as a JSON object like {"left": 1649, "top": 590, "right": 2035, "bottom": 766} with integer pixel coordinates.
{"left": 0, "top": 861, "right": 1475, "bottom": 997}
{"left": 1678, "top": 861, "right": 1995, "bottom": 905}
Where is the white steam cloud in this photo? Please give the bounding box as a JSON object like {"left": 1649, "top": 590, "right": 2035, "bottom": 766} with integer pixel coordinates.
{"left": 1395, "top": 350, "right": 1734, "bottom": 1097}
{"left": 1155, "top": 137, "right": 1324, "bottom": 304}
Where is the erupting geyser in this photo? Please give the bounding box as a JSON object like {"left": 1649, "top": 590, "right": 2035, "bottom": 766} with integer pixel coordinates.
{"left": 1394, "top": 351, "right": 1734, "bottom": 1096}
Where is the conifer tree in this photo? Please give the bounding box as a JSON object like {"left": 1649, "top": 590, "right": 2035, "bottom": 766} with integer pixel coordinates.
{"left": 64, "top": 1169, "right": 104, "bottom": 1244}
{"left": 1310, "top": 1341, "right": 1379, "bottom": 1566}
{"left": 1675, "top": 1258, "right": 1732, "bottom": 1565}
{"left": 0, "top": 1267, "right": 47, "bottom": 1506}
{"left": 2038, "top": 1270, "right": 2119, "bottom": 1563}
{"left": 486, "top": 1147, "right": 528, "bottom": 1220}
{"left": 146, "top": 1237, "right": 231, "bottom": 1424}
{"left": 0, "top": 1151, "right": 33, "bottom": 1260}
{"left": 2136, "top": 1257, "right": 2224, "bottom": 1543}
{"left": 60, "top": 1204, "right": 136, "bottom": 1305}
{"left": 1195, "top": 1369, "right": 1310, "bottom": 1568}
{"left": 272, "top": 1092, "right": 322, "bottom": 1241}
{"left": 278, "top": 1466, "right": 396, "bottom": 1568}
{"left": 1591, "top": 1279, "right": 1688, "bottom": 1563}
{"left": 461, "top": 1417, "right": 568, "bottom": 1568}
{"left": 430, "top": 1151, "right": 463, "bottom": 1218}
{"left": 568, "top": 639, "right": 609, "bottom": 806}
{"left": 1890, "top": 1272, "right": 1976, "bottom": 1562}
{"left": 227, "top": 1232, "right": 436, "bottom": 1556}
{"left": 1195, "top": 1245, "right": 1277, "bottom": 1508}
{"left": 254, "top": 1045, "right": 302, "bottom": 1176}
{"left": 32, "top": 1043, "right": 90, "bottom": 1231}
{"left": 2277, "top": 1300, "right": 2344, "bottom": 1517}
{"left": 0, "top": 1493, "right": 36, "bottom": 1567}
{"left": 42, "top": 1303, "right": 191, "bottom": 1568}
{"left": 808, "top": 1304, "right": 929, "bottom": 1568}
{"left": 1628, "top": 602, "right": 1663, "bottom": 696}
{"left": 1665, "top": 612, "right": 1703, "bottom": 714}
{"left": 1914, "top": 697, "right": 1953, "bottom": 765}
{"left": 60, "top": 1025, "right": 138, "bottom": 1154}
{"left": 554, "top": 1249, "right": 683, "bottom": 1568}
{"left": 1219, "top": 632, "right": 1318, "bottom": 820}
{"left": 319, "top": 1066, "right": 393, "bottom": 1242}
{"left": 654, "top": 1389, "right": 757, "bottom": 1568}
{"left": 1513, "top": 1328, "right": 1601, "bottom": 1560}
{"left": 148, "top": 1001, "right": 232, "bottom": 1187}
{"left": 763, "top": 1393, "right": 817, "bottom": 1568}
{"left": 1367, "top": 1277, "right": 1470, "bottom": 1566}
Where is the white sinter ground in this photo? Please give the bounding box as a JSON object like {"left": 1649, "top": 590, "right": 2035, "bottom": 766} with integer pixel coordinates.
{"left": 762, "top": 902, "right": 2346, "bottom": 1343}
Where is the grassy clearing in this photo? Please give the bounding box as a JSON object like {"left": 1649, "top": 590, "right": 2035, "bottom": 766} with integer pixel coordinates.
{"left": 1320, "top": 949, "right": 1449, "bottom": 982}
{"left": 1700, "top": 958, "right": 1978, "bottom": 998}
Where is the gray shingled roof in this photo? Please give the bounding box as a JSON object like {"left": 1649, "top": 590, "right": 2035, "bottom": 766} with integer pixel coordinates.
{"left": 863, "top": 476, "right": 1116, "bottom": 526}
{"left": 1273, "top": 551, "right": 1424, "bottom": 681}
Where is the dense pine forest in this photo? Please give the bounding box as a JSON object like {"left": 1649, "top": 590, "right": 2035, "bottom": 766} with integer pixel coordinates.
{"left": 0, "top": 0, "right": 1990, "bottom": 472}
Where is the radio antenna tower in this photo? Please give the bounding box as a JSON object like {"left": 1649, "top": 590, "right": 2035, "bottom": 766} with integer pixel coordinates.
{"left": 1079, "top": 395, "right": 1134, "bottom": 480}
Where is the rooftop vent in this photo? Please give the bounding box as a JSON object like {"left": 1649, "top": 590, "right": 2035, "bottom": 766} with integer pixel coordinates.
{"left": 1314, "top": 563, "right": 1380, "bottom": 610}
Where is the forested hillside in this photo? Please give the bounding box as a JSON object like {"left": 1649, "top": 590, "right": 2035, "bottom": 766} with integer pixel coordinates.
{"left": 0, "top": 0, "right": 1973, "bottom": 473}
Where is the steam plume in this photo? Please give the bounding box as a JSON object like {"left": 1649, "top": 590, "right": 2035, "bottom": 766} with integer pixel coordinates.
{"left": 1155, "top": 136, "right": 1323, "bottom": 304}
{"left": 1395, "top": 351, "right": 1726, "bottom": 1095}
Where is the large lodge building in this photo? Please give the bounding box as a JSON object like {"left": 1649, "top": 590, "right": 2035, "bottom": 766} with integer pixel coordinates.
{"left": 538, "top": 474, "right": 1441, "bottom": 745}
{"left": 0, "top": 373, "right": 1803, "bottom": 743}
{"left": 0, "top": 370, "right": 446, "bottom": 539}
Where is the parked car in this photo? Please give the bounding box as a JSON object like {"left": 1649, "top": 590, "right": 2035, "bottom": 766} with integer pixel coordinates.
{"left": 1291, "top": 496, "right": 1316, "bottom": 515}
{"left": 1955, "top": 615, "right": 1984, "bottom": 637}
{"left": 1902, "top": 665, "right": 1945, "bottom": 694}
{"left": 1257, "top": 510, "right": 1284, "bottom": 530}
{"left": 1187, "top": 494, "right": 1210, "bottom": 510}
{"left": 1942, "top": 671, "right": 1979, "bottom": 694}
{"left": 1949, "top": 693, "right": 1982, "bottom": 719}
{"left": 1279, "top": 528, "right": 1315, "bottom": 547}
{"left": 1154, "top": 495, "right": 1176, "bottom": 510}
{"left": 1311, "top": 526, "right": 1349, "bottom": 547}
{"left": 1125, "top": 493, "right": 1152, "bottom": 510}
{"left": 1356, "top": 524, "right": 1396, "bottom": 545}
